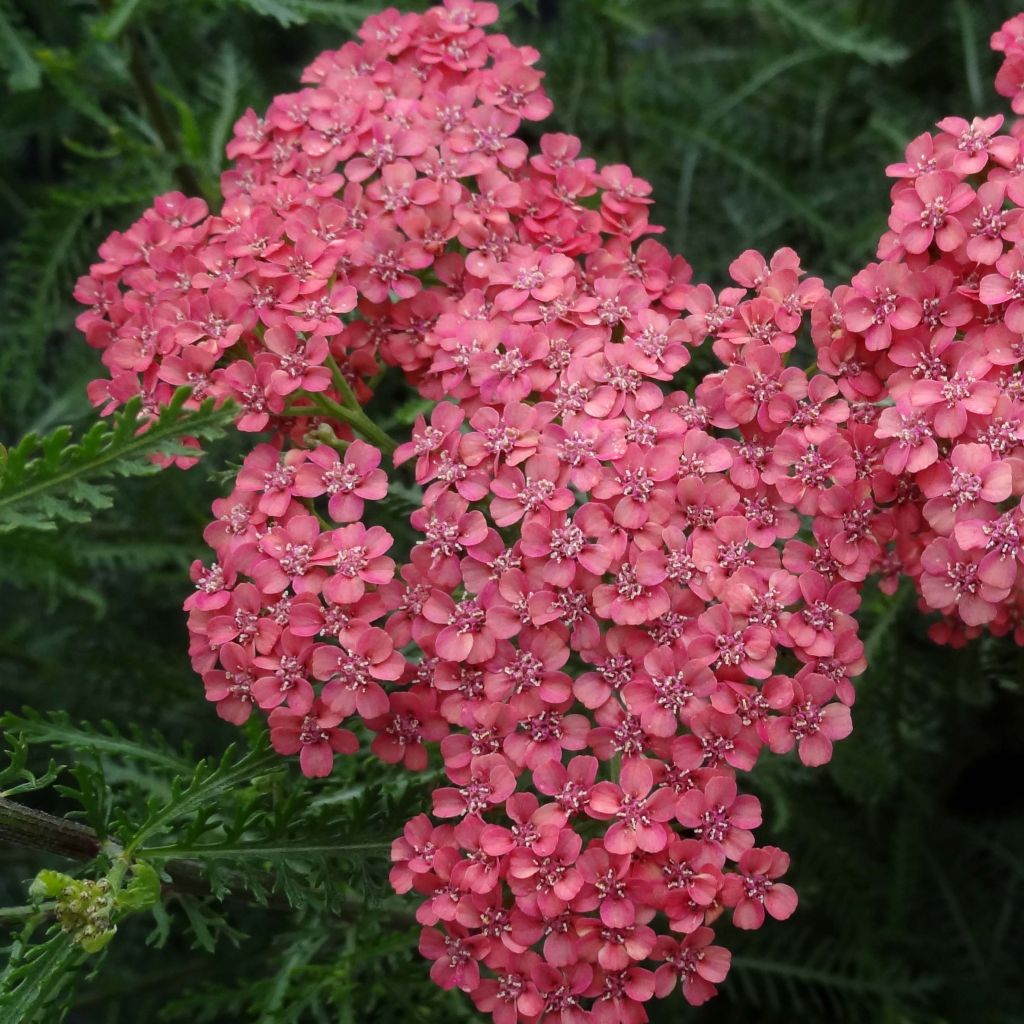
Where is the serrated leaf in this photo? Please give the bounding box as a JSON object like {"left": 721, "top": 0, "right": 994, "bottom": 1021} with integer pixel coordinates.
{"left": 0, "top": 389, "right": 232, "bottom": 534}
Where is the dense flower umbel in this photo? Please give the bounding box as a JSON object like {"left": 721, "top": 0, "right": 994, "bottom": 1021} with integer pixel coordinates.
{"left": 74, "top": 3, "right": 1024, "bottom": 1019}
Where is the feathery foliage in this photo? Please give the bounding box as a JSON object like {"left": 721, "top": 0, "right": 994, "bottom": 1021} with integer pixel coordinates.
{"left": 0, "top": 388, "right": 232, "bottom": 533}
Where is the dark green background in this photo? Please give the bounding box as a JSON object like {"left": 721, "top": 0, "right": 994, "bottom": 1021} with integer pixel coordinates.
{"left": 1, "top": 1, "right": 1023, "bottom": 1021}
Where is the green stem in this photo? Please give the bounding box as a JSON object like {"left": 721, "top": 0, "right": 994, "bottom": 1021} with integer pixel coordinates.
{"left": 312, "top": 394, "right": 397, "bottom": 455}
{"left": 0, "top": 797, "right": 102, "bottom": 861}
{"left": 326, "top": 355, "right": 362, "bottom": 409}
{"left": 0, "top": 904, "right": 49, "bottom": 922}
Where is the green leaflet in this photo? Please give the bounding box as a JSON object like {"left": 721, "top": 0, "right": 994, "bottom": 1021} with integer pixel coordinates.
{"left": 0, "top": 388, "right": 233, "bottom": 534}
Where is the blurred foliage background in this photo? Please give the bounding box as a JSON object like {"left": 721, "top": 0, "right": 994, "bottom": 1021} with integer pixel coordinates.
{"left": 1, "top": 0, "right": 1023, "bottom": 1021}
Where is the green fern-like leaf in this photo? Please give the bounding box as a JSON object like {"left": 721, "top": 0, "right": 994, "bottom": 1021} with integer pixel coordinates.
{"left": 0, "top": 928, "right": 82, "bottom": 1024}
{"left": 0, "top": 388, "right": 233, "bottom": 533}
{"left": 123, "top": 741, "right": 282, "bottom": 855}
{"left": 0, "top": 709, "right": 194, "bottom": 775}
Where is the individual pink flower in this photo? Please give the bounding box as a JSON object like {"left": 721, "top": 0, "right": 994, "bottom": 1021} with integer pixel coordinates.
{"left": 766, "top": 673, "right": 852, "bottom": 766}
{"left": 367, "top": 690, "right": 448, "bottom": 770}
{"left": 202, "top": 642, "right": 257, "bottom": 724}
{"left": 720, "top": 846, "right": 798, "bottom": 929}
{"left": 268, "top": 702, "right": 358, "bottom": 777}
{"left": 587, "top": 758, "right": 677, "bottom": 854}
{"left": 419, "top": 924, "right": 491, "bottom": 993}
{"left": 842, "top": 263, "right": 922, "bottom": 351}
{"left": 251, "top": 628, "right": 316, "bottom": 713}
{"left": 322, "top": 524, "right": 395, "bottom": 604}
{"left": 432, "top": 753, "right": 517, "bottom": 818}
{"left": 248, "top": 515, "right": 334, "bottom": 596}
{"left": 675, "top": 773, "right": 762, "bottom": 861}
{"left": 920, "top": 537, "right": 1012, "bottom": 625}
{"left": 294, "top": 441, "right": 388, "bottom": 523}
{"left": 652, "top": 928, "right": 731, "bottom": 1007}
{"left": 591, "top": 549, "right": 670, "bottom": 626}
{"left": 313, "top": 622, "right": 405, "bottom": 719}
{"left": 888, "top": 171, "right": 974, "bottom": 253}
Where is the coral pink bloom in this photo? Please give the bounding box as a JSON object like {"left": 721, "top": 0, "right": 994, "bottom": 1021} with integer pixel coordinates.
{"left": 954, "top": 509, "right": 1024, "bottom": 592}
{"left": 268, "top": 703, "right": 357, "bottom": 777}
{"left": 533, "top": 754, "right": 599, "bottom": 817}
{"left": 185, "top": 557, "right": 236, "bottom": 612}
{"left": 520, "top": 962, "right": 593, "bottom": 1023}
{"left": 767, "top": 673, "right": 852, "bottom": 766}
{"left": 367, "top": 690, "right": 448, "bottom": 770}
{"left": 249, "top": 515, "right": 334, "bottom": 596}
{"left": 202, "top": 642, "right": 257, "bottom": 724}
{"left": 205, "top": 581, "right": 276, "bottom": 650}
{"left": 842, "top": 263, "right": 921, "bottom": 351}
{"left": 293, "top": 441, "right": 387, "bottom": 523}
{"left": 257, "top": 326, "right": 331, "bottom": 396}
{"left": 574, "top": 846, "right": 648, "bottom": 927}
{"left": 908, "top": 351, "right": 998, "bottom": 438}
{"left": 471, "top": 948, "right": 545, "bottom": 1024}
{"left": 313, "top": 622, "right": 405, "bottom": 719}
{"left": 621, "top": 649, "right": 716, "bottom": 738}
{"left": 587, "top": 965, "right": 656, "bottom": 1024}
{"left": 995, "top": 52, "right": 1024, "bottom": 114}
{"left": 591, "top": 550, "right": 670, "bottom": 625}
{"left": 918, "top": 442, "right": 1014, "bottom": 532}
{"left": 675, "top": 774, "right": 762, "bottom": 861}
{"left": 432, "top": 753, "right": 517, "bottom": 818}
{"left": 573, "top": 627, "right": 653, "bottom": 709}
{"left": 489, "top": 454, "right": 575, "bottom": 527}
{"left": 980, "top": 245, "right": 1024, "bottom": 331}
{"left": 411, "top": 491, "right": 489, "bottom": 585}
{"left": 394, "top": 401, "right": 465, "bottom": 475}
{"left": 633, "top": 837, "right": 723, "bottom": 915}
{"left": 936, "top": 114, "right": 1014, "bottom": 174}
{"left": 483, "top": 629, "right": 573, "bottom": 705}
{"left": 490, "top": 251, "right": 576, "bottom": 311}
{"left": 876, "top": 402, "right": 940, "bottom": 473}
{"left": 720, "top": 846, "right": 798, "bottom": 929}
{"left": 964, "top": 180, "right": 1020, "bottom": 265}
{"left": 521, "top": 509, "right": 611, "bottom": 587}
{"left": 235, "top": 444, "right": 305, "bottom": 517}
{"left": 888, "top": 171, "right": 974, "bottom": 253}
{"left": 576, "top": 917, "right": 656, "bottom": 973}
{"left": 673, "top": 706, "right": 763, "bottom": 772}
{"left": 390, "top": 813, "right": 455, "bottom": 894}
{"left": 587, "top": 758, "right": 677, "bottom": 854}
{"left": 461, "top": 402, "right": 543, "bottom": 470}
{"left": 783, "top": 571, "right": 859, "bottom": 658}
{"left": 652, "top": 928, "right": 731, "bottom": 1007}
{"left": 721, "top": 344, "right": 805, "bottom": 430}
{"left": 251, "top": 628, "right": 316, "bottom": 713}
{"left": 322, "top": 524, "right": 395, "bottom": 604}
{"left": 688, "top": 604, "right": 776, "bottom": 680}
{"left": 920, "top": 536, "right": 1011, "bottom": 625}
{"left": 507, "top": 827, "right": 585, "bottom": 919}
{"left": 478, "top": 793, "right": 566, "bottom": 858}
{"left": 592, "top": 444, "right": 679, "bottom": 529}
{"left": 421, "top": 585, "right": 519, "bottom": 663}
{"left": 469, "top": 325, "right": 555, "bottom": 404}
{"left": 885, "top": 130, "right": 950, "bottom": 179}
{"left": 419, "top": 925, "right": 490, "bottom": 993}
{"left": 353, "top": 227, "right": 432, "bottom": 302}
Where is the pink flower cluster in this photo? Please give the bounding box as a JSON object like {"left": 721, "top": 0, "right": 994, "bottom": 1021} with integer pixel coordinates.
{"left": 809, "top": 19, "right": 1024, "bottom": 645}
{"left": 72, "top": 3, "right": 1024, "bottom": 1019}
